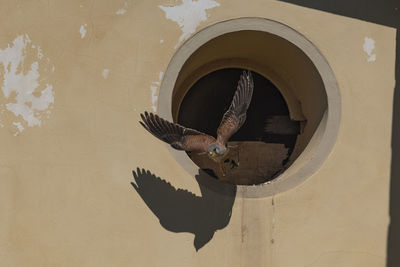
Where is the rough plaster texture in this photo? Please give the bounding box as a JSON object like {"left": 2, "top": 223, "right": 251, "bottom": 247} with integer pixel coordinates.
{"left": 0, "top": 0, "right": 396, "bottom": 266}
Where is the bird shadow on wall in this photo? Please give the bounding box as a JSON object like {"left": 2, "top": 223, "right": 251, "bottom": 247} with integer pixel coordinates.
{"left": 131, "top": 168, "right": 237, "bottom": 251}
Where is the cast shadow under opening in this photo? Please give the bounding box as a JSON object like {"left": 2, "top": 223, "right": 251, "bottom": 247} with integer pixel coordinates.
{"left": 131, "top": 168, "right": 237, "bottom": 251}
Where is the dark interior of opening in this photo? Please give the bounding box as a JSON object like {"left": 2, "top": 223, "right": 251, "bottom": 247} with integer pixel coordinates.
{"left": 178, "top": 68, "right": 300, "bottom": 185}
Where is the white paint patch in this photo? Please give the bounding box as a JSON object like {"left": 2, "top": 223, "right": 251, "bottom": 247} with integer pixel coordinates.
{"left": 37, "top": 46, "right": 43, "bottom": 60}
{"left": 13, "top": 122, "right": 24, "bottom": 135}
{"left": 102, "top": 69, "right": 110, "bottom": 79}
{"left": 150, "top": 85, "right": 158, "bottom": 112}
{"left": 150, "top": 72, "right": 164, "bottom": 112}
{"left": 367, "top": 54, "right": 376, "bottom": 62}
{"left": 160, "top": 39, "right": 164, "bottom": 44}
{"left": 80, "top": 24, "right": 87, "bottom": 39}
{"left": 363, "top": 37, "right": 376, "bottom": 62}
{"left": 0, "top": 106, "right": 3, "bottom": 127}
{"left": 116, "top": 8, "right": 127, "bottom": 15}
{"left": 159, "top": 0, "right": 220, "bottom": 48}
{"left": 0, "top": 34, "right": 55, "bottom": 135}
{"left": 116, "top": 2, "right": 128, "bottom": 15}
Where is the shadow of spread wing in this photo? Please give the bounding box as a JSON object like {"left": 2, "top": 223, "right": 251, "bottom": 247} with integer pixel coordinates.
{"left": 131, "top": 168, "right": 237, "bottom": 251}
{"left": 217, "top": 70, "right": 254, "bottom": 145}
{"left": 140, "top": 112, "right": 216, "bottom": 152}
{"left": 131, "top": 168, "right": 201, "bottom": 231}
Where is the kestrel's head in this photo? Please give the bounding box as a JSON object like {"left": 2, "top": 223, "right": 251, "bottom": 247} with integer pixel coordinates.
{"left": 207, "top": 143, "right": 227, "bottom": 157}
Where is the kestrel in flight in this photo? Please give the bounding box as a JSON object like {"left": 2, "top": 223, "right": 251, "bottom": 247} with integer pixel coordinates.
{"left": 139, "top": 70, "right": 254, "bottom": 175}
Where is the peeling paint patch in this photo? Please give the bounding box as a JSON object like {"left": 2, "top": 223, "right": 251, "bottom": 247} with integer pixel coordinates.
{"left": 363, "top": 37, "right": 376, "bottom": 62}
{"left": 0, "top": 34, "right": 55, "bottom": 135}
{"left": 150, "top": 72, "right": 163, "bottom": 112}
{"left": 102, "top": 69, "right": 110, "bottom": 79}
{"left": 80, "top": 24, "right": 87, "bottom": 39}
{"left": 13, "top": 122, "right": 24, "bottom": 135}
{"left": 116, "top": 8, "right": 126, "bottom": 15}
{"left": 0, "top": 107, "right": 3, "bottom": 127}
{"left": 150, "top": 85, "right": 158, "bottom": 112}
{"left": 37, "top": 46, "right": 43, "bottom": 60}
{"left": 116, "top": 2, "right": 128, "bottom": 15}
{"left": 159, "top": 0, "right": 220, "bottom": 48}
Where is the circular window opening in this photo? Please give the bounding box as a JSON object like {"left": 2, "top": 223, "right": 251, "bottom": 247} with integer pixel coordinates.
{"left": 158, "top": 18, "right": 340, "bottom": 197}
{"left": 178, "top": 68, "right": 300, "bottom": 185}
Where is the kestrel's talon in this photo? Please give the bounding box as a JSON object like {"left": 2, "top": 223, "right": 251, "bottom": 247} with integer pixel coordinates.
{"left": 219, "top": 162, "right": 226, "bottom": 176}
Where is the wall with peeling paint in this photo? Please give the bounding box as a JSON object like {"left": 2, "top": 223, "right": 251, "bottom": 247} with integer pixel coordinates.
{"left": 0, "top": 1, "right": 396, "bottom": 266}
{"left": 0, "top": 34, "right": 55, "bottom": 135}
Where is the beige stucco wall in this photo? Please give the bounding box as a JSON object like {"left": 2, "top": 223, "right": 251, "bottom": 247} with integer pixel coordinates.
{"left": 0, "top": 0, "right": 396, "bottom": 266}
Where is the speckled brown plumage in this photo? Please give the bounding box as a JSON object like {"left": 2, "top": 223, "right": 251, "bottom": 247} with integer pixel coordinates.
{"left": 217, "top": 70, "right": 254, "bottom": 145}
{"left": 140, "top": 111, "right": 215, "bottom": 152}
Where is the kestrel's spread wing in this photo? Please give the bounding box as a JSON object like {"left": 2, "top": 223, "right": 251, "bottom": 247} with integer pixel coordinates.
{"left": 140, "top": 111, "right": 216, "bottom": 152}
{"left": 217, "top": 70, "right": 254, "bottom": 145}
